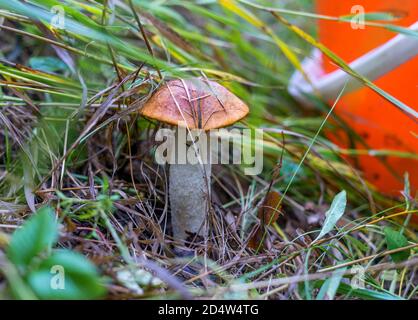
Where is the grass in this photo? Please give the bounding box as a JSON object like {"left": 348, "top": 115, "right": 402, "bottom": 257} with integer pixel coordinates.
{"left": 0, "top": 0, "right": 417, "bottom": 300}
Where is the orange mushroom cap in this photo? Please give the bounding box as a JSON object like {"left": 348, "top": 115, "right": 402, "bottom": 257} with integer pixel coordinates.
{"left": 140, "top": 78, "right": 249, "bottom": 130}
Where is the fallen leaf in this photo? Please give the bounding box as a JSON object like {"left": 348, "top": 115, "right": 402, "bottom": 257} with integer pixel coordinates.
{"left": 248, "top": 191, "right": 282, "bottom": 250}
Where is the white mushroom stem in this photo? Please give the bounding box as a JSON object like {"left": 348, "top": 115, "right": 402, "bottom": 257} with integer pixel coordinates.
{"left": 288, "top": 21, "right": 418, "bottom": 118}
{"left": 169, "top": 130, "right": 211, "bottom": 241}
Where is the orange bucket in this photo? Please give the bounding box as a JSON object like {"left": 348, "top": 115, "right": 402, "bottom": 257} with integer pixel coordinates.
{"left": 316, "top": 0, "right": 418, "bottom": 201}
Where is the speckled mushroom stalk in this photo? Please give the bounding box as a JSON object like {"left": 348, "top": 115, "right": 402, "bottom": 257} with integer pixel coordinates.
{"left": 169, "top": 157, "right": 211, "bottom": 240}
{"left": 140, "top": 78, "right": 249, "bottom": 242}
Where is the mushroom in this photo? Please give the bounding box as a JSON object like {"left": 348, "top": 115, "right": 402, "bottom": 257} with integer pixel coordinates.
{"left": 140, "top": 78, "right": 249, "bottom": 241}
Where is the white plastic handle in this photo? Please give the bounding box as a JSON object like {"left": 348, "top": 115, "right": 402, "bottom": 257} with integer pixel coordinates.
{"left": 288, "top": 21, "right": 418, "bottom": 109}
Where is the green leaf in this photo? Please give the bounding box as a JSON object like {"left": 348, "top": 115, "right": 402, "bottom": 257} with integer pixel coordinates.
{"left": 314, "top": 280, "right": 404, "bottom": 300}
{"left": 384, "top": 24, "right": 418, "bottom": 39}
{"left": 7, "top": 206, "right": 58, "bottom": 269}
{"left": 384, "top": 227, "right": 410, "bottom": 263}
{"left": 314, "top": 190, "right": 347, "bottom": 242}
{"left": 316, "top": 268, "right": 346, "bottom": 300}
{"left": 345, "top": 235, "right": 368, "bottom": 252}
{"left": 27, "top": 250, "right": 106, "bottom": 300}
{"left": 29, "top": 56, "right": 69, "bottom": 74}
{"left": 340, "top": 12, "right": 398, "bottom": 22}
